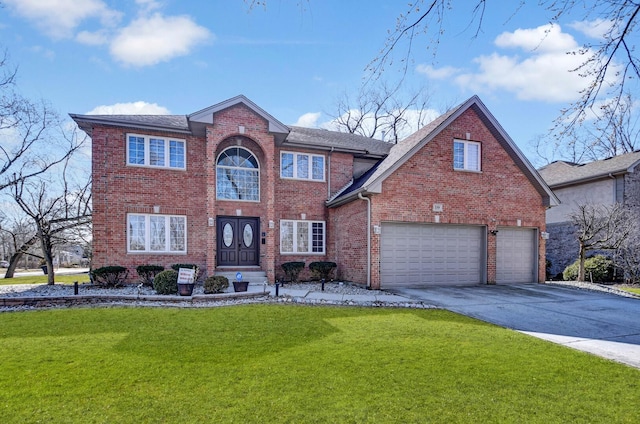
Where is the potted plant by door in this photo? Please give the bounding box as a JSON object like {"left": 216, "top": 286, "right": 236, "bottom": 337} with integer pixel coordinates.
{"left": 232, "top": 272, "right": 249, "bottom": 292}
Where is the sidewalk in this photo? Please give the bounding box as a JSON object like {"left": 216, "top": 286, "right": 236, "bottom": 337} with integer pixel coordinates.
{"left": 260, "top": 284, "right": 427, "bottom": 306}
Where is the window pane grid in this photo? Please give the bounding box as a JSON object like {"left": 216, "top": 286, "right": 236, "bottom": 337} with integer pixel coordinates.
{"left": 453, "top": 140, "right": 480, "bottom": 171}
{"left": 280, "top": 152, "right": 325, "bottom": 181}
{"left": 216, "top": 147, "right": 260, "bottom": 201}
{"left": 127, "top": 134, "right": 185, "bottom": 169}
{"left": 170, "top": 140, "right": 185, "bottom": 168}
{"left": 128, "top": 136, "right": 145, "bottom": 165}
{"left": 280, "top": 220, "right": 325, "bottom": 254}
{"left": 128, "top": 214, "right": 186, "bottom": 253}
{"left": 149, "top": 138, "right": 165, "bottom": 166}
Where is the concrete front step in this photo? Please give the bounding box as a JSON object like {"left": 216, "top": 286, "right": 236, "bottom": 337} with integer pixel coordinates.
{"left": 214, "top": 270, "right": 268, "bottom": 286}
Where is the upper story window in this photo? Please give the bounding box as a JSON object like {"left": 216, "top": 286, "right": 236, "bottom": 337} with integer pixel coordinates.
{"left": 453, "top": 139, "right": 481, "bottom": 172}
{"left": 127, "top": 134, "right": 186, "bottom": 170}
{"left": 216, "top": 147, "right": 260, "bottom": 201}
{"left": 281, "top": 151, "right": 325, "bottom": 181}
{"left": 127, "top": 213, "right": 186, "bottom": 253}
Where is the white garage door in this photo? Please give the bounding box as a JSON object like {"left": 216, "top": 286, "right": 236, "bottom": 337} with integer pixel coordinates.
{"left": 496, "top": 227, "right": 537, "bottom": 284}
{"left": 380, "top": 223, "right": 484, "bottom": 287}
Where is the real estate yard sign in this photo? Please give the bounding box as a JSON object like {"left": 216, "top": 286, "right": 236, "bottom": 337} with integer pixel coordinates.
{"left": 177, "top": 268, "right": 195, "bottom": 284}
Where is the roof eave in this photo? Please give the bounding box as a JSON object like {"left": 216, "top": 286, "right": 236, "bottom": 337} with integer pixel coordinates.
{"left": 69, "top": 114, "right": 192, "bottom": 137}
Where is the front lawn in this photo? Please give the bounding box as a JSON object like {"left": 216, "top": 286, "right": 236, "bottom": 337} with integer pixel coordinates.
{"left": 0, "top": 306, "right": 638, "bottom": 423}
{"left": 618, "top": 285, "right": 640, "bottom": 296}
{"left": 0, "top": 273, "right": 90, "bottom": 285}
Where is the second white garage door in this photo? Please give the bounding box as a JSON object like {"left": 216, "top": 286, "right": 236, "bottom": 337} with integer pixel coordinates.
{"left": 496, "top": 227, "right": 537, "bottom": 283}
{"left": 380, "top": 223, "right": 485, "bottom": 287}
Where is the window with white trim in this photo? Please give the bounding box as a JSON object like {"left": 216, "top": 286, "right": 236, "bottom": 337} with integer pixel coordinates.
{"left": 127, "top": 214, "right": 186, "bottom": 253}
{"left": 280, "top": 220, "right": 325, "bottom": 254}
{"left": 453, "top": 139, "right": 481, "bottom": 171}
{"left": 127, "top": 134, "right": 186, "bottom": 170}
{"left": 281, "top": 152, "right": 325, "bottom": 181}
{"left": 216, "top": 147, "right": 260, "bottom": 201}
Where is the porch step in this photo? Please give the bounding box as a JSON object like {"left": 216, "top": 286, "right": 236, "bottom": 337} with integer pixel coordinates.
{"left": 214, "top": 270, "right": 268, "bottom": 286}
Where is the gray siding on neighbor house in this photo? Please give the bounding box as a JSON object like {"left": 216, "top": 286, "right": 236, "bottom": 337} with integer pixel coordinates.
{"left": 546, "top": 179, "right": 616, "bottom": 224}
{"left": 624, "top": 169, "right": 640, "bottom": 210}
{"left": 546, "top": 222, "right": 579, "bottom": 278}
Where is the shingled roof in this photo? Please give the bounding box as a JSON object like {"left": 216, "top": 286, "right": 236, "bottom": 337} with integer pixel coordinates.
{"left": 538, "top": 151, "right": 640, "bottom": 188}
{"left": 327, "top": 95, "right": 559, "bottom": 207}
{"left": 286, "top": 126, "right": 391, "bottom": 157}
{"left": 70, "top": 95, "right": 391, "bottom": 159}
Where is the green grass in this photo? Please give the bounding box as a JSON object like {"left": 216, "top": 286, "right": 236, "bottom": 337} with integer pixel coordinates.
{"left": 0, "top": 272, "right": 90, "bottom": 285}
{"left": 619, "top": 286, "right": 640, "bottom": 295}
{"left": 0, "top": 306, "right": 638, "bottom": 423}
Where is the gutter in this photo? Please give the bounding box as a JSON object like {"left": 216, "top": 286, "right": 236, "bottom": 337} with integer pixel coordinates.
{"left": 358, "top": 192, "right": 371, "bottom": 288}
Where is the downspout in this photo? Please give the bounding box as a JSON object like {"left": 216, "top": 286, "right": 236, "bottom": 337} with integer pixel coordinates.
{"left": 358, "top": 192, "right": 371, "bottom": 288}
{"left": 327, "top": 147, "right": 334, "bottom": 199}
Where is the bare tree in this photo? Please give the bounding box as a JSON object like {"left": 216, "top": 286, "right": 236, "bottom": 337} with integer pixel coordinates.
{"left": 0, "top": 52, "right": 84, "bottom": 193}
{"left": 328, "top": 82, "right": 435, "bottom": 143}
{"left": 367, "top": 1, "right": 640, "bottom": 136}
{"left": 10, "top": 157, "right": 91, "bottom": 284}
{"left": 568, "top": 203, "right": 634, "bottom": 282}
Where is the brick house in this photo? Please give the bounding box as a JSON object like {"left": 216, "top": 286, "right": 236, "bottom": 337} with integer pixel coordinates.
{"left": 538, "top": 152, "right": 640, "bottom": 277}
{"left": 71, "top": 94, "right": 557, "bottom": 289}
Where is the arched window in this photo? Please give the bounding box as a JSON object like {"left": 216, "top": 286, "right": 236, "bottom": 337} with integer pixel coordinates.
{"left": 216, "top": 147, "right": 260, "bottom": 201}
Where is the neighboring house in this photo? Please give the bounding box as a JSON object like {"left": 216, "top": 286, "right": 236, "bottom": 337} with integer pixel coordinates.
{"left": 71, "top": 94, "right": 557, "bottom": 289}
{"left": 538, "top": 151, "right": 640, "bottom": 277}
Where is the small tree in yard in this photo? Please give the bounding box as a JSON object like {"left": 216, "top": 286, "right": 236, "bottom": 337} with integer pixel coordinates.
{"left": 569, "top": 203, "right": 634, "bottom": 282}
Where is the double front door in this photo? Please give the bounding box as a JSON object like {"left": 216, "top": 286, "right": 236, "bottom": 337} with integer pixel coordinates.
{"left": 216, "top": 217, "right": 260, "bottom": 266}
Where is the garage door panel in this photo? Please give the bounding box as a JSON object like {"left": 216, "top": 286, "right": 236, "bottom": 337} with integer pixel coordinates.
{"left": 496, "top": 228, "right": 536, "bottom": 284}
{"left": 381, "top": 223, "right": 484, "bottom": 287}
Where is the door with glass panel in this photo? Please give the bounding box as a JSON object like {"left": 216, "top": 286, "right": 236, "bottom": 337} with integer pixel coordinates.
{"left": 216, "top": 217, "right": 260, "bottom": 266}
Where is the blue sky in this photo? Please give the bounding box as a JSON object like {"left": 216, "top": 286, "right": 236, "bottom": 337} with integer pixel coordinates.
{"left": 0, "top": 0, "right": 614, "bottom": 165}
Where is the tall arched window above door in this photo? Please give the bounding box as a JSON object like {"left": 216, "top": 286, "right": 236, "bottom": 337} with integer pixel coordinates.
{"left": 216, "top": 147, "right": 260, "bottom": 201}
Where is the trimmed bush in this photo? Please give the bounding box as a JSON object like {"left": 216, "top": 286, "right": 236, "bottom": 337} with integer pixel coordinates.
{"left": 90, "top": 266, "right": 128, "bottom": 288}
{"left": 281, "top": 262, "right": 305, "bottom": 283}
{"left": 563, "top": 255, "right": 614, "bottom": 282}
{"left": 309, "top": 261, "right": 337, "bottom": 281}
{"left": 136, "top": 265, "right": 164, "bottom": 287}
{"left": 204, "top": 275, "right": 229, "bottom": 294}
{"left": 170, "top": 263, "right": 201, "bottom": 282}
{"left": 154, "top": 270, "right": 179, "bottom": 295}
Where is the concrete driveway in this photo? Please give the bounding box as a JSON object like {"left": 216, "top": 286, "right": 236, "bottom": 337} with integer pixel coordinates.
{"left": 388, "top": 283, "right": 640, "bottom": 369}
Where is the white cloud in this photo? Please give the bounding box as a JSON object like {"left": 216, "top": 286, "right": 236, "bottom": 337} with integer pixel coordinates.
{"left": 494, "top": 24, "right": 576, "bottom": 53}
{"left": 76, "top": 30, "right": 109, "bottom": 46}
{"left": 86, "top": 101, "right": 171, "bottom": 115}
{"left": 4, "top": 0, "right": 121, "bottom": 39}
{"left": 416, "top": 64, "right": 461, "bottom": 80}
{"left": 293, "top": 112, "right": 321, "bottom": 127}
{"left": 569, "top": 19, "right": 614, "bottom": 40}
{"left": 109, "top": 13, "right": 212, "bottom": 67}
{"left": 453, "top": 24, "right": 612, "bottom": 103}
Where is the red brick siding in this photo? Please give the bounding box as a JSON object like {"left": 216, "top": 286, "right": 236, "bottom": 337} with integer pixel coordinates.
{"left": 329, "top": 200, "right": 369, "bottom": 284}
{"left": 205, "top": 104, "right": 276, "bottom": 281}
{"left": 333, "top": 108, "right": 547, "bottom": 289}
{"left": 91, "top": 126, "right": 208, "bottom": 280}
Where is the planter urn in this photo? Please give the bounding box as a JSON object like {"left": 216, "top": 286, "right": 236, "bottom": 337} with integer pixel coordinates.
{"left": 178, "top": 282, "right": 195, "bottom": 296}
{"left": 233, "top": 281, "right": 249, "bottom": 292}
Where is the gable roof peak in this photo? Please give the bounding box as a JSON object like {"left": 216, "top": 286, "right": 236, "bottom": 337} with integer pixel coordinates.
{"left": 188, "top": 94, "right": 290, "bottom": 136}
